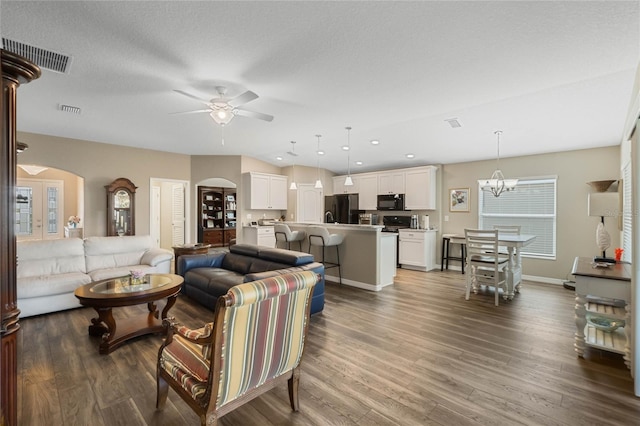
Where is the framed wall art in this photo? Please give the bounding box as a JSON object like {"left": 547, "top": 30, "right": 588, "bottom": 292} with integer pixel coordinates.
{"left": 449, "top": 188, "right": 470, "bottom": 212}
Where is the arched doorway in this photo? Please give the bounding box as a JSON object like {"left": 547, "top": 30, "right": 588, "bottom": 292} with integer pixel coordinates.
{"left": 16, "top": 164, "right": 84, "bottom": 241}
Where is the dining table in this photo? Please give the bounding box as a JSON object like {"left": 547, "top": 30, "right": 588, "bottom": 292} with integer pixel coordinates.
{"left": 496, "top": 234, "right": 537, "bottom": 298}
{"left": 447, "top": 232, "right": 537, "bottom": 299}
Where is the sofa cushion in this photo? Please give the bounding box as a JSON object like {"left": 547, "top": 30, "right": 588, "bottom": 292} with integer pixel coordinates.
{"left": 247, "top": 258, "right": 290, "bottom": 274}
{"left": 18, "top": 272, "right": 92, "bottom": 299}
{"left": 220, "top": 253, "right": 255, "bottom": 275}
{"left": 257, "top": 247, "right": 314, "bottom": 266}
{"left": 184, "top": 268, "right": 245, "bottom": 297}
{"left": 229, "top": 244, "right": 261, "bottom": 257}
{"left": 17, "top": 238, "right": 87, "bottom": 278}
{"left": 88, "top": 264, "right": 158, "bottom": 282}
{"left": 84, "top": 235, "right": 154, "bottom": 273}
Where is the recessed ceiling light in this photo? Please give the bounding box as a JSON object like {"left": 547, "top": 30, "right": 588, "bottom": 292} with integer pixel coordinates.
{"left": 355, "top": 161, "right": 363, "bottom": 165}
{"left": 276, "top": 156, "right": 283, "bottom": 161}
{"left": 342, "top": 146, "right": 350, "bottom": 151}
{"left": 370, "top": 140, "right": 380, "bottom": 145}
{"left": 317, "top": 150, "right": 325, "bottom": 155}
{"left": 406, "top": 153, "right": 415, "bottom": 159}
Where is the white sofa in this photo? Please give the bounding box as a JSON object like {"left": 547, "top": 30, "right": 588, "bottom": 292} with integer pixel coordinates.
{"left": 17, "top": 235, "right": 173, "bottom": 317}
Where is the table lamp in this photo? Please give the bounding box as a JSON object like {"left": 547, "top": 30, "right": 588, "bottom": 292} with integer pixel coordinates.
{"left": 587, "top": 192, "right": 619, "bottom": 263}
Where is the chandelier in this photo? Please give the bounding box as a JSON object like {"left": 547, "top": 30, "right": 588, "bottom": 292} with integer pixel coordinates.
{"left": 478, "top": 130, "right": 517, "bottom": 197}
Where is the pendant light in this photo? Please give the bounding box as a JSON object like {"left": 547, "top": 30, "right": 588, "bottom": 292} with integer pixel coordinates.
{"left": 314, "top": 134, "right": 323, "bottom": 189}
{"left": 478, "top": 130, "right": 517, "bottom": 197}
{"left": 344, "top": 126, "right": 353, "bottom": 186}
{"left": 289, "top": 141, "right": 298, "bottom": 190}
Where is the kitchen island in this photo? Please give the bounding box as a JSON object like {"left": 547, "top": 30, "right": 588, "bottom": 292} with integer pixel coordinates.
{"left": 284, "top": 223, "right": 397, "bottom": 291}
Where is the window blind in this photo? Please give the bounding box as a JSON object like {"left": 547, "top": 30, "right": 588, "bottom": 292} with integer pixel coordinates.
{"left": 622, "top": 162, "right": 632, "bottom": 262}
{"left": 479, "top": 178, "right": 557, "bottom": 258}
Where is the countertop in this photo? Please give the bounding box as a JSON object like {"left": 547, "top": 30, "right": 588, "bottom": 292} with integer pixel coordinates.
{"left": 284, "top": 222, "right": 384, "bottom": 231}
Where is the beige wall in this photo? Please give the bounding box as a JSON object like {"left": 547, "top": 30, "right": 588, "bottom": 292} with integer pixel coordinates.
{"left": 441, "top": 146, "right": 621, "bottom": 280}
{"left": 17, "top": 130, "right": 622, "bottom": 281}
{"left": 17, "top": 132, "right": 191, "bottom": 237}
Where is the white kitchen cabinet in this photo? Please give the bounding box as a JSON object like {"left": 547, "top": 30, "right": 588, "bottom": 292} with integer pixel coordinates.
{"left": 243, "top": 226, "right": 276, "bottom": 247}
{"left": 398, "top": 229, "right": 436, "bottom": 271}
{"left": 358, "top": 174, "right": 378, "bottom": 210}
{"left": 243, "top": 172, "right": 288, "bottom": 210}
{"left": 404, "top": 166, "right": 437, "bottom": 210}
{"left": 333, "top": 175, "right": 359, "bottom": 195}
{"left": 378, "top": 171, "right": 405, "bottom": 195}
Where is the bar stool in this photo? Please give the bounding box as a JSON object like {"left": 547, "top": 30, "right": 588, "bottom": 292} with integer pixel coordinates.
{"left": 307, "top": 226, "right": 344, "bottom": 284}
{"left": 441, "top": 234, "right": 466, "bottom": 274}
{"left": 274, "top": 223, "right": 306, "bottom": 251}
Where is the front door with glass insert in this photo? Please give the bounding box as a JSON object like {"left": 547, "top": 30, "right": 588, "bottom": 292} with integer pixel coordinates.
{"left": 16, "top": 179, "right": 64, "bottom": 240}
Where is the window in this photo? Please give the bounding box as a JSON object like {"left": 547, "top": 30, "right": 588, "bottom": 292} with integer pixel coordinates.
{"left": 478, "top": 177, "right": 557, "bottom": 259}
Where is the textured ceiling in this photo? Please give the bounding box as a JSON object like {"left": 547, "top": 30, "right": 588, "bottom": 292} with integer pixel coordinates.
{"left": 2, "top": 1, "right": 639, "bottom": 174}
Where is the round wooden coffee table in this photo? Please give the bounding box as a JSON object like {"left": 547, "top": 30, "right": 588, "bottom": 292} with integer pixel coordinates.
{"left": 74, "top": 273, "right": 183, "bottom": 354}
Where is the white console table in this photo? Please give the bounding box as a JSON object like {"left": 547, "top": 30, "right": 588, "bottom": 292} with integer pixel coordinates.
{"left": 571, "top": 257, "right": 631, "bottom": 369}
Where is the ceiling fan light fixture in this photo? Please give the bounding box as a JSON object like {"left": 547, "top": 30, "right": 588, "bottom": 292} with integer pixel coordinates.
{"left": 209, "top": 109, "right": 234, "bottom": 125}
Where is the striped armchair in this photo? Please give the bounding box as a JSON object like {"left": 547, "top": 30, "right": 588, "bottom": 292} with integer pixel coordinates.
{"left": 156, "top": 270, "right": 319, "bottom": 426}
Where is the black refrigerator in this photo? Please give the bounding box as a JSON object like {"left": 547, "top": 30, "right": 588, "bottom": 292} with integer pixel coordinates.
{"left": 325, "top": 194, "right": 362, "bottom": 224}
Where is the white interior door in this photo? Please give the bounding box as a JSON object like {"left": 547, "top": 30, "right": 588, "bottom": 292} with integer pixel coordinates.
{"left": 16, "top": 179, "right": 64, "bottom": 240}
{"left": 171, "top": 183, "right": 186, "bottom": 246}
{"left": 297, "top": 184, "right": 323, "bottom": 223}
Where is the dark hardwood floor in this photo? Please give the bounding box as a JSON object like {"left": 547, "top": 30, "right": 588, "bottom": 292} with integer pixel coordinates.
{"left": 17, "top": 269, "right": 640, "bottom": 425}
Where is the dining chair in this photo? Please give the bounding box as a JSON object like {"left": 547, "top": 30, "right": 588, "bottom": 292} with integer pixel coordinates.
{"left": 156, "top": 270, "right": 319, "bottom": 426}
{"left": 464, "top": 229, "right": 509, "bottom": 306}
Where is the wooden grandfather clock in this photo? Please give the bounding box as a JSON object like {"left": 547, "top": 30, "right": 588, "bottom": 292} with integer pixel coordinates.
{"left": 1, "top": 50, "right": 41, "bottom": 425}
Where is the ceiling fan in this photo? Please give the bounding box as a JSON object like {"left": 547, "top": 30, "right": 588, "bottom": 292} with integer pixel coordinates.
{"left": 172, "top": 86, "right": 274, "bottom": 126}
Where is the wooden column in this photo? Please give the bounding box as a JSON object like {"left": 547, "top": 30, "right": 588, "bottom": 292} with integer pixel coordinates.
{"left": 1, "top": 50, "right": 40, "bottom": 426}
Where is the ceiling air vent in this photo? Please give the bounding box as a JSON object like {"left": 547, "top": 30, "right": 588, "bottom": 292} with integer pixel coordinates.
{"left": 59, "top": 104, "right": 81, "bottom": 115}
{"left": 445, "top": 118, "right": 462, "bottom": 128}
{"left": 2, "top": 38, "right": 72, "bottom": 74}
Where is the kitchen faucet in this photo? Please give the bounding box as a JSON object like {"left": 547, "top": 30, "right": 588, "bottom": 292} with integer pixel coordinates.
{"left": 325, "top": 211, "right": 334, "bottom": 223}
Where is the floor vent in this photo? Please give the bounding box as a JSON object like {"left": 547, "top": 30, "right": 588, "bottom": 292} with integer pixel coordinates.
{"left": 2, "top": 38, "right": 72, "bottom": 74}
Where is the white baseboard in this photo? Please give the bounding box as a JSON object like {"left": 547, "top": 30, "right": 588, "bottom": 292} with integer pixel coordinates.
{"left": 437, "top": 264, "right": 564, "bottom": 286}
{"left": 324, "top": 274, "right": 387, "bottom": 291}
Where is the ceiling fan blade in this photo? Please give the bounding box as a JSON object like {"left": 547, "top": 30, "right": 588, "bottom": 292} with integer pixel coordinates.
{"left": 234, "top": 108, "right": 274, "bottom": 122}
{"left": 228, "top": 90, "right": 258, "bottom": 107}
{"left": 174, "top": 90, "right": 211, "bottom": 105}
{"left": 169, "top": 109, "right": 211, "bottom": 115}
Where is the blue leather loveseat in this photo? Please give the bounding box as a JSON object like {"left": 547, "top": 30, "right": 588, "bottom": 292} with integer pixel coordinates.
{"left": 177, "top": 243, "right": 324, "bottom": 315}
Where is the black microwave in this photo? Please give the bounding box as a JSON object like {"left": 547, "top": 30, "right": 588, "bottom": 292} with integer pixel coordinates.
{"left": 377, "top": 194, "right": 405, "bottom": 210}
